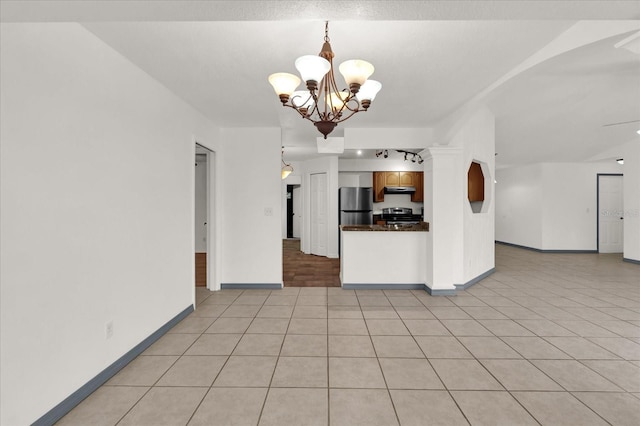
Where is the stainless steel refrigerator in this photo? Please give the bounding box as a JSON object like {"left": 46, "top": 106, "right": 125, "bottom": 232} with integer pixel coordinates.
{"left": 339, "top": 187, "right": 373, "bottom": 225}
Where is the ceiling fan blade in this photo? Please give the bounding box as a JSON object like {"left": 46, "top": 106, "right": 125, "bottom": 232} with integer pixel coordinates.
{"left": 602, "top": 119, "right": 640, "bottom": 127}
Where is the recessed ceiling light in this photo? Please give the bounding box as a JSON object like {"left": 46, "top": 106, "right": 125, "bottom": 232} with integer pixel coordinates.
{"left": 616, "top": 158, "right": 624, "bottom": 165}
{"left": 357, "top": 150, "right": 362, "bottom": 155}
{"left": 637, "top": 129, "right": 640, "bottom": 135}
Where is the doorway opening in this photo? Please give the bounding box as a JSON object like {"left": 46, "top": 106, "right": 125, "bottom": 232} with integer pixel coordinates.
{"left": 286, "top": 184, "right": 301, "bottom": 239}
{"left": 195, "top": 143, "right": 215, "bottom": 288}
{"left": 597, "top": 173, "right": 623, "bottom": 254}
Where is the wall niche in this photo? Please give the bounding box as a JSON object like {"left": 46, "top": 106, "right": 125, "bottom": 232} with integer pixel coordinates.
{"left": 468, "top": 161, "right": 485, "bottom": 213}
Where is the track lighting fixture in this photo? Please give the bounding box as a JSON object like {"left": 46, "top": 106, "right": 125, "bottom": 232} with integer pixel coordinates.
{"left": 375, "top": 149, "right": 423, "bottom": 164}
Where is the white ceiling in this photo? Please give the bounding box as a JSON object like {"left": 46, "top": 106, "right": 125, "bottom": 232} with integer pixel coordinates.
{"left": 2, "top": 1, "right": 639, "bottom": 165}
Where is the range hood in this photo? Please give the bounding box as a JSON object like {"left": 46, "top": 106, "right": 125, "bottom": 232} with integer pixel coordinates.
{"left": 384, "top": 186, "right": 416, "bottom": 194}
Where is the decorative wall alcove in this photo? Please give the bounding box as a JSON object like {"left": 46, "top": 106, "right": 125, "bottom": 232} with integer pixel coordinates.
{"left": 468, "top": 160, "right": 489, "bottom": 213}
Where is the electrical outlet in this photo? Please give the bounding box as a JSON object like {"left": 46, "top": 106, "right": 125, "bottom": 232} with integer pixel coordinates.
{"left": 105, "top": 321, "right": 114, "bottom": 339}
{"left": 264, "top": 207, "right": 273, "bottom": 216}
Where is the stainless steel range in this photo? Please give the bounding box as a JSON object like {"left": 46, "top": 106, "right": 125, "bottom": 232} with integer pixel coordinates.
{"left": 381, "top": 207, "right": 422, "bottom": 225}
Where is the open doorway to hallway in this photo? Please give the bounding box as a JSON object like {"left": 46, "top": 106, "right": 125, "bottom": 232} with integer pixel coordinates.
{"left": 286, "top": 184, "right": 301, "bottom": 239}
{"left": 282, "top": 239, "right": 340, "bottom": 287}
{"left": 195, "top": 144, "right": 214, "bottom": 287}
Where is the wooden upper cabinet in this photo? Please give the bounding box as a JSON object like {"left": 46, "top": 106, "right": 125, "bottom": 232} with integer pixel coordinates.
{"left": 399, "top": 172, "right": 414, "bottom": 186}
{"left": 372, "top": 171, "right": 424, "bottom": 203}
{"left": 411, "top": 172, "right": 424, "bottom": 202}
{"left": 385, "top": 172, "right": 400, "bottom": 186}
{"left": 373, "top": 172, "right": 386, "bottom": 202}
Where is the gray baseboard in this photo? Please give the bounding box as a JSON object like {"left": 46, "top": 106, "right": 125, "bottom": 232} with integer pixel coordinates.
{"left": 495, "top": 241, "right": 597, "bottom": 253}
{"left": 455, "top": 267, "right": 496, "bottom": 291}
{"left": 424, "top": 267, "right": 496, "bottom": 296}
{"left": 623, "top": 257, "right": 640, "bottom": 265}
{"left": 32, "top": 304, "right": 194, "bottom": 426}
{"left": 424, "top": 286, "right": 457, "bottom": 296}
{"left": 342, "top": 283, "right": 425, "bottom": 290}
{"left": 221, "top": 283, "right": 283, "bottom": 289}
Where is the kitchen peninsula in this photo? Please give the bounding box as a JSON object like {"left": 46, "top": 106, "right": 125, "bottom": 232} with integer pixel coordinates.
{"left": 340, "top": 223, "right": 429, "bottom": 289}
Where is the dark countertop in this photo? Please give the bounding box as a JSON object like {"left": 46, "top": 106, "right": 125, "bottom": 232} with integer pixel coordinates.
{"left": 341, "top": 222, "right": 429, "bottom": 232}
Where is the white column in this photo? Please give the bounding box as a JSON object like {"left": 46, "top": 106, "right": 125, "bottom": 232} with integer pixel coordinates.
{"left": 424, "top": 146, "right": 464, "bottom": 294}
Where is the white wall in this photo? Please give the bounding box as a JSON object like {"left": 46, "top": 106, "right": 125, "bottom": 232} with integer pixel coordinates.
{"left": 0, "top": 23, "right": 220, "bottom": 426}
{"left": 339, "top": 158, "right": 424, "bottom": 172}
{"left": 195, "top": 155, "right": 207, "bottom": 252}
{"left": 541, "top": 162, "right": 622, "bottom": 250}
{"left": 219, "top": 128, "right": 283, "bottom": 285}
{"left": 338, "top": 172, "right": 365, "bottom": 188}
{"left": 622, "top": 141, "right": 640, "bottom": 261}
{"left": 451, "top": 108, "right": 496, "bottom": 284}
{"left": 302, "top": 156, "right": 339, "bottom": 258}
{"left": 495, "top": 164, "right": 544, "bottom": 248}
{"left": 496, "top": 161, "right": 624, "bottom": 251}
{"left": 344, "top": 127, "right": 433, "bottom": 150}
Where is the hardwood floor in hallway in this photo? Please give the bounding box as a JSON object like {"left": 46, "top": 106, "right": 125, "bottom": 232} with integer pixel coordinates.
{"left": 283, "top": 239, "right": 341, "bottom": 287}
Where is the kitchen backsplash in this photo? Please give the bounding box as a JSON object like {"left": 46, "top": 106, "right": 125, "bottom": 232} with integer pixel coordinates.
{"left": 372, "top": 194, "right": 423, "bottom": 214}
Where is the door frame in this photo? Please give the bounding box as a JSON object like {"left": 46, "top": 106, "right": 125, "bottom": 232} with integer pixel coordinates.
{"left": 194, "top": 139, "right": 219, "bottom": 294}
{"left": 286, "top": 184, "right": 294, "bottom": 238}
{"left": 596, "top": 173, "right": 623, "bottom": 253}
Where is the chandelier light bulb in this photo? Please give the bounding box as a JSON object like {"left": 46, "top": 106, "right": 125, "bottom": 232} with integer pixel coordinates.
{"left": 281, "top": 168, "right": 293, "bottom": 179}
{"left": 268, "top": 73, "right": 301, "bottom": 100}
{"left": 295, "top": 55, "right": 331, "bottom": 88}
{"left": 339, "top": 59, "right": 375, "bottom": 92}
{"left": 356, "top": 79, "right": 382, "bottom": 104}
{"left": 326, "top": 91, "right": 349, "bottom": 113}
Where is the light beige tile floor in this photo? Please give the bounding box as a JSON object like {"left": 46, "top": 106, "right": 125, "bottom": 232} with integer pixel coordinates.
{"left": 57, "top": 245, "right": 640, "bottom": 425}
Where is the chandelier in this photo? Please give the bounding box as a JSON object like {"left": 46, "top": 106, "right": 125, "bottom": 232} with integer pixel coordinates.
{"left": 268, "top": 21, "right": 382, "bottom": 139}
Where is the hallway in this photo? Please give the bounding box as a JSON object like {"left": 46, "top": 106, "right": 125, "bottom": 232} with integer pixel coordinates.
{"left": 57, "top": 244, "right": 640, "bottom": 425}
{"left": 282, "top": 239, "right": 340, "bottom": 287}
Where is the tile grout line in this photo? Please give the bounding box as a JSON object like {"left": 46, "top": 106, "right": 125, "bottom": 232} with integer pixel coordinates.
{"left": 113, "top": 290, "right": 243, "bottom": 426}
{"left": 182, "top": 290, "right": 248, "bottom": 425}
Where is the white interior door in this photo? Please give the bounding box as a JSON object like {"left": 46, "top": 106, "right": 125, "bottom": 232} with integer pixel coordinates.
{"left": 599, "top": 175, "right": 623, "bottom": 253}
{"left": 310, "top": 173, "right": 327, "bottom": 256}
{"left": 293, "top": 185, "right": 301, "bottom": 238}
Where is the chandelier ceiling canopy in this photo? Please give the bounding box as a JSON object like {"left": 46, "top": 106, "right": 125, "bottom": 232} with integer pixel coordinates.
{"left": 268, "top": 21, "right": 382, "bottom": 139}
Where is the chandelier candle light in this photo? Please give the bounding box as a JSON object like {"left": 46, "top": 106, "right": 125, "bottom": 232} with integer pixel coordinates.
{"left": 281, "top": 147, "right": 294, "bottom": 179}
{"left": 268, "top": 21, "right": 382, "bottom": 139}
